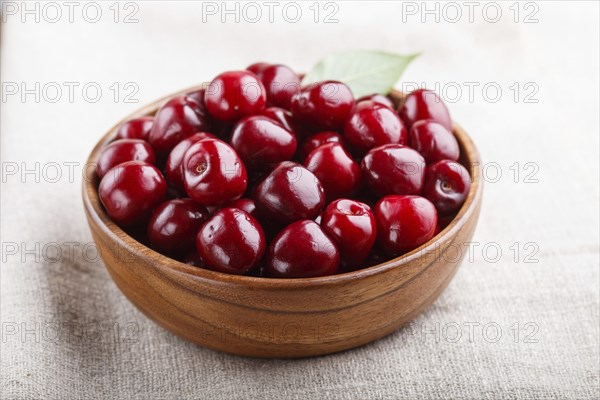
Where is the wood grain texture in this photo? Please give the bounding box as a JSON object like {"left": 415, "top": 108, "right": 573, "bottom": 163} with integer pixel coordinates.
{"left": 82, "top": 87, "right": 483, "bottom": 358}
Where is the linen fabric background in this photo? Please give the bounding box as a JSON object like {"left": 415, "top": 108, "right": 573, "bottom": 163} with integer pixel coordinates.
{"left": 1, "top": 1, "right": 599, "bottom": 399}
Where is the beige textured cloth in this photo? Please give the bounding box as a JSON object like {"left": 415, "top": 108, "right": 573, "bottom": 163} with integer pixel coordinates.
{"left": 1, "top": 2, "right": 599, "bottom": 399}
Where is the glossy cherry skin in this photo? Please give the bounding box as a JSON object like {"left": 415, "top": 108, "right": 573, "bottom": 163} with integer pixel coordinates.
{"left": 115, "top": 117, "right": 154, "bottom": 141}
{"left": 165, "top": 132, "right": 217, "bottom": 191}
{"left": 266, "top": 220, "right": 340, "bottom": 278}
{"left": 291, "top": 81, "right": 355, "bottom": 131}
{"left": 422, "top": 160, "right": 471, "bottom": 215}
{"left": 399, "top": 89, "right": 452, "bottom": 131}
{"left": 182, "top": 138, "right": 247, "bottom": 206}
{"left": 204, "top": 71, "right": 267, "bottom": 122}
{"left": 96, "top": 139, "right": 155, "bottom": 179}
{"left": 98, "top": 161, "right": 167, "bottom": 227}
{"left": 299, "top": 131, "right": 345, "bottom": 161}
{"left": 258, "top": 64, "right": 301, "bottom": 109}
{"left": 408, "top": 120, "right": 459, "bottom": 163}
{"left": 185, "top": 88, "right": 208, "bottom": 110}
{"left": 361, "top": 144, "right": 426, "bottom": 196}
{"left": 344, "top": 100, "right": 407, "bottom": 155}
{"left": 246, "top": 62, "right": 270, "bottom": 76}
{"left": 228, "top": 198, "right": 257, "bottom": 218}
{"left": 196, "top": 208, "right": 266, "bottom": 275}
{"left": 374, "top": 195, "right": 438, "bottom": 256}
{"left": 320, "top": 199, "right": 376, "bottom": 268}
{"left": 357, "top": 93, "right": 395, "bottom": 109}
{"left": 147, "top": 198, "right": 209, "bottom": 255}
{"left": 230, "top": 116, "right": 297, "bottom": 169}
{"left": 304, "top": 143, "right": 361, "bottom": 201}
{"left": 148, "top": 95, "right": 211, "bottom": 154}
{"left": 253, "top": 161, "right": 325, "bottom": 225}
{"left": 259, "top": 107, "right": 296, "bottom": 132}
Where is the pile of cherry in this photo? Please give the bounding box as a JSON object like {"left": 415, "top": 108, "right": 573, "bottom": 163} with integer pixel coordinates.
{"left": 96, "top": 63, "right": 471, "bottom": 278}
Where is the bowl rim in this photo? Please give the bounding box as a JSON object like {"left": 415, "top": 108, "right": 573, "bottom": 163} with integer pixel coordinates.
{"left": 82, "top": 86, "right": 482, "bottom": 290}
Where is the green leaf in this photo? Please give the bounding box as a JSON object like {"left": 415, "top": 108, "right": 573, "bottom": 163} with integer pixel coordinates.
{"left": 302, "top": 50, "right": 419, "bottom": 98}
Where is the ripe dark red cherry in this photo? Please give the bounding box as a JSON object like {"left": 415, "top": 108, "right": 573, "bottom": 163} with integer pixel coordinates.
{"left": 98, "top": 161, "right": 167, "bottom": 227}
{"left": 422, "top": 160, "right": 471, "bottom": 215}
{"left": 115, "top": 117, "right": 154, "bottom": 141}
{"left": 408, "top": 120, "right": 459, "bottom": 163}
{"left": 357, "top": 93, "right": 395, "bottom": 109}
{"left": 374, "top": 195, "right": 438, "bottom": 255}
{"left": 204, "top": 71, "right": 267, "bottom": 122}
{"left": 320, "top": 199, "right": 376, "bottom": 267}
{"left": 148, "top": 95, "right": 211, "bottom": 154}
{"left": 185, "top": 88, "right": 208, "bottom": 111}
{"left": 228, "top": 198, "right": 257, "bottom": 218}
{"left": 165, "top": 132, "right": 217, "bottom": 191}
{"left": 196, "top": 208, "right": 266, "bottom": 275}
{"left": 299, "top": 131, "right": 345, "bottom": 161}
{"left": 266, "top": 220, "right": 340, "bottom": 278}
{"left": 230, "top": 116, "right": 297, "bottom": 169}
{"left": 182, "top": 138, "right": 247, "bottom": 206}
{"left": 96, "top": 139, "right": 155, "bottom": 179}
{"left": 253, "top": 161, "right": 325, "bottom": 225}
{"left": 399, "top": 89, "right": 452, "bottom": 131}
{"left": 344, "top": 100, "right": 407, "bottom": 155}
{"left": 361, "top": 144, "right": 426, "bottom": 196}
{"left": 147, "top": 198, "right": 209, "bottom": 255}
{"left": 291, "top": 81, "right": 355, "bottom": 131}
{"left": 258, "top": 64, "right": 301, "bottom": 109}
{"left": 259, "top": 107, "right": 296, "bottom": 132}
{"left": 246, "top": 62, "right": 270, "bottom": 76}
{"left": 304, "top": 143, "right": 361, "bottom": 200}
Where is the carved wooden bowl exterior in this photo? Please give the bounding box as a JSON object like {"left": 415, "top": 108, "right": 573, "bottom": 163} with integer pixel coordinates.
{"left": 82, "top": 87, "right": 483, "bottom": 358}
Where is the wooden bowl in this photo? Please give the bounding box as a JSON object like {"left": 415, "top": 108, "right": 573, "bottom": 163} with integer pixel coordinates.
{"left": 82, "top": 87, "right": 483, "bottom": 358}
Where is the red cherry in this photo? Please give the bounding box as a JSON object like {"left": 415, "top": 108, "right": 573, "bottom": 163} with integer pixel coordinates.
{"left": 165, "top": 132, "right": 217, "bottom": 191}
{"left": 115, "top": 117, "right": 154, "bottom": 141}
{"left": 259, "top": 107, "right": 296, "bottom": 132}
{"left": 182, "top": 138, "right": 247, "bottom": 206}
{"left": 98, "top": 161, "right": 167, "bottom": 227}
{"left": 253, "top": 161, "right": 325, "bottom": 225}
{"left": 148, "top": 95, "right": 211, "bottom": 154}
{"left": 228, "top": 198, "right": 257, "bottom": 218}
{"left": 356, "top": 93, "right": 395, "bottom": 109}
{"left": 298, "top": 131, "right": 345, "bottom": 161}
{"left": 147, "top": 198, "right": 209, "bottom": 255}
{"left": 361, "top": 144, "right": 426, "bottom": 196}
{"left": 399, "top": 89, "right": 452, "bottom": 131}
{"left": 408, "top": 120, "right": 459, "bottom": 163}
{"left": 230, "top": 116, "right": 297, "bottom": 169}
{"left": 196, "top": 208, "right": 266, "bottom": 275}
{"left": 266, "top": 220, "right": 340, "bottom": 278}
{"left": 96, "top": 139, "right": 155, "bottom": 179}
{"left": 185, "top": 88, "right": 208, "bottom": 111}
{"left": 422, "top": 160, "right": 471, "bottom": 215}
{"left": 320, "top": 199, "right": 376, "bottom": 267}
{"left": 374, "top": 195, "right": 437, "bottom": 255}
{"left": 258, "top": 64, "right": 301, "bottom": 109}
{"left": 291, "top": 81, "right": 355, "bottom": 131}
{"left": 246, "top": 62, "right": 270, "bottom": 77}
{"left": 304, "top": 143, "right": 361, "bottom": 200}
{"left": 204, "top": 71, "right": 267, "bottom": 122}
{"left": 344, "top": 100, "right": 407, "bottom": 155}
